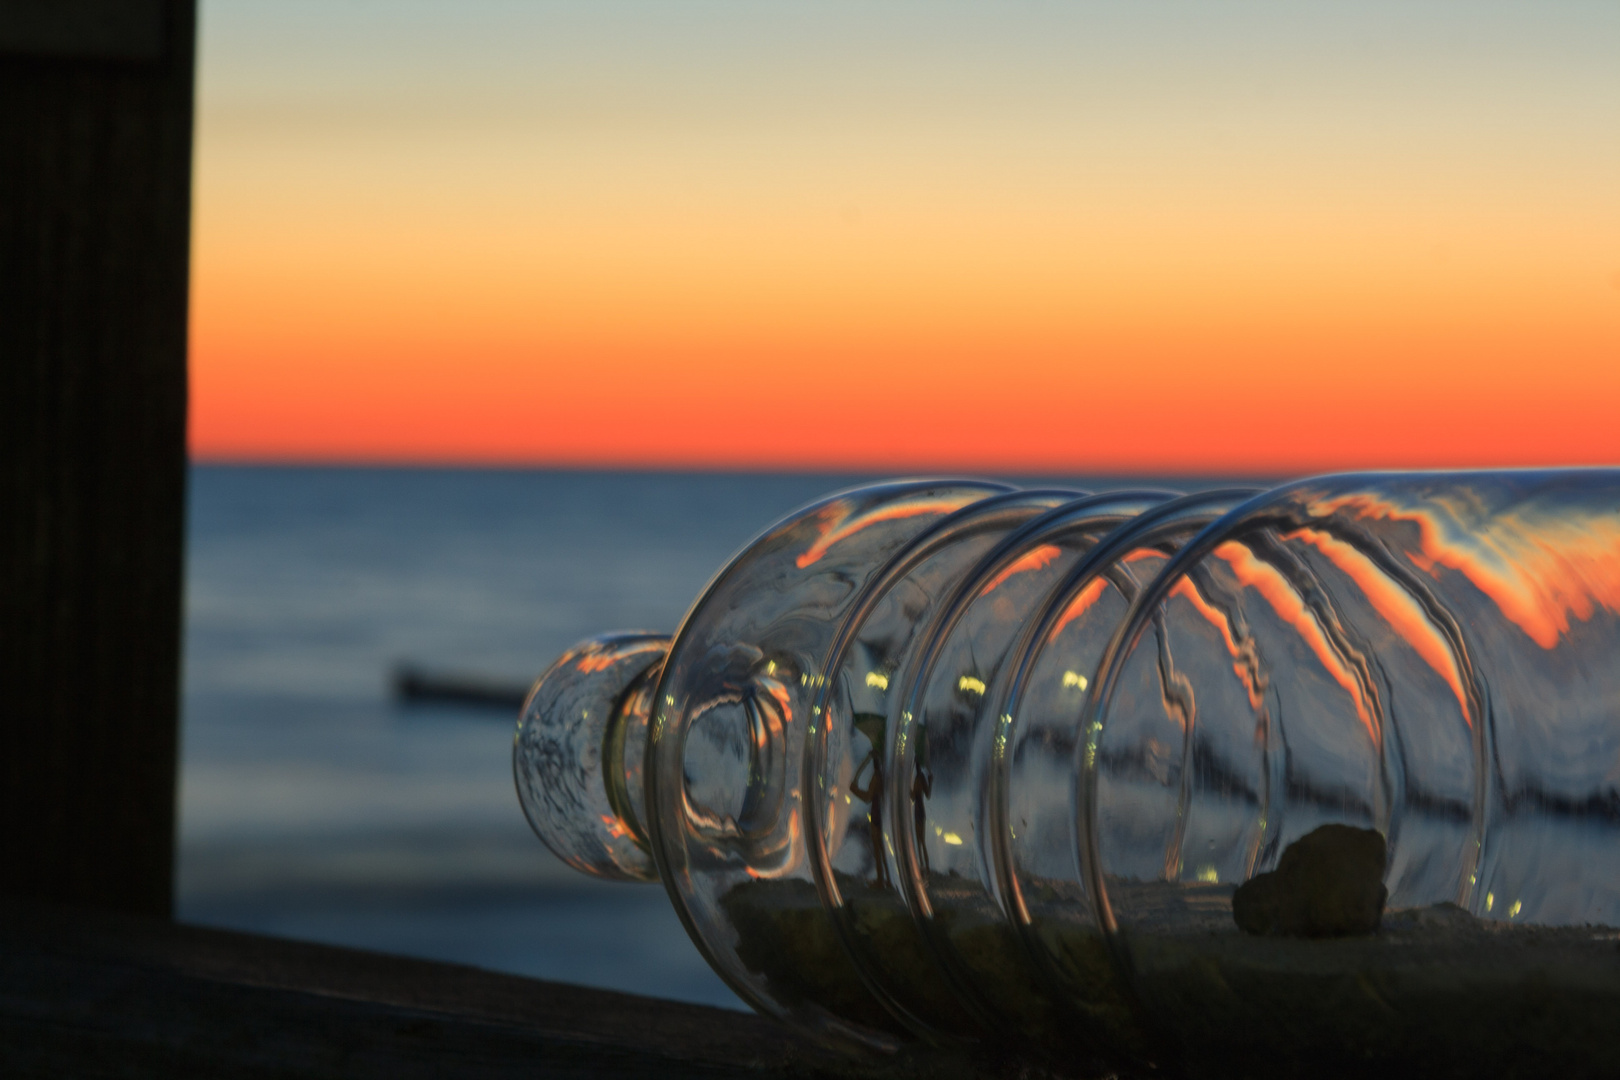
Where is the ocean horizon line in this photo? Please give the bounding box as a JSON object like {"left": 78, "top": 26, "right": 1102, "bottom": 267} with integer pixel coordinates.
{"left": 188, "top": 457, "right": 1288, "bottom": 487}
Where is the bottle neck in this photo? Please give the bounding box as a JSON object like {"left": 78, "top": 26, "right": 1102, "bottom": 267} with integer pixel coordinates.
{"left": 514, "top": 632, "right": 669, "bottom": 883}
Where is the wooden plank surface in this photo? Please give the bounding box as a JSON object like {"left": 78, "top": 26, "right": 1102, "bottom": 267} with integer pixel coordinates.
{"left": 0, "top": 902, "right": 1076, "bottom": 1079}
{"left": 0, "top": 1, "right": 194, "bottom": 916}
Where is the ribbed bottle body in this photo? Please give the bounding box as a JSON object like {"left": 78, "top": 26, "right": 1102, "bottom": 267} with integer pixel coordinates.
{"left": 516, "top": 470, "right": 1620, "bottom": 1075}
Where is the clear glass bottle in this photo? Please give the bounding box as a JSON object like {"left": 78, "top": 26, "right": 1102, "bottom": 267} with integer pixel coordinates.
{"left": 515, "top": 471, "right": 1620, "bottom": 1077}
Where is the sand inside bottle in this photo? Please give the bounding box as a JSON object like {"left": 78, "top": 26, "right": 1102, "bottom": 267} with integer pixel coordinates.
{"left": 718, "top": 873, "right": 1152, "bottom": 1060}
{"left": 720, "top": 875, "right": 1620, "bottom": 1077}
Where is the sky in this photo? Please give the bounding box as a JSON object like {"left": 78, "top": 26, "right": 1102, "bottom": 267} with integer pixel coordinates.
{"left": 190, "top": 1, "right": 1620, "bottom": 473}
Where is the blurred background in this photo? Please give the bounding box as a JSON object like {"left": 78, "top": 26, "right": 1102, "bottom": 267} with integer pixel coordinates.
{"left": 177, "top": 1, "right": 1619, "bottom": 1010}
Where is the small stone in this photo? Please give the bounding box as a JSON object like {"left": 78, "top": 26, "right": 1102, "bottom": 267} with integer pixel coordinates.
{"left": 1233, "top": 824, "right": 1387, "bottom": 937}
{"left": 1406, "top": 902, "right": 1477, "bottom": 931}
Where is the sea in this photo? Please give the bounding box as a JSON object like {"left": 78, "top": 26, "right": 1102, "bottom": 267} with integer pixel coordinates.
{"left": 177, "top": 465, "right": 1245, "bottom": 1009}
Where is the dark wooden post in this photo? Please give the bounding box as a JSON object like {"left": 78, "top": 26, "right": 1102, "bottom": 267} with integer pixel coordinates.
{"left": 0, "top": 0, "right": 196, "bottom": 918}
